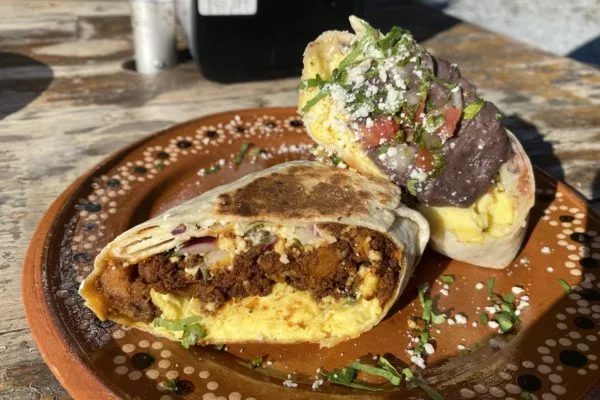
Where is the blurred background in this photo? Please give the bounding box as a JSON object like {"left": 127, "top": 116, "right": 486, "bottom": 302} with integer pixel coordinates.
{"left": 418, "top": 0, "right": 600, "bottom": 66}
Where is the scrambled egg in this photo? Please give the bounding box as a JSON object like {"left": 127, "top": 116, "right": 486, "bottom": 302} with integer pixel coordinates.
{"left": 418, "top": 184, "right": 515, "bottom": 244}
{"left": 298, "top": 31, "right": 516, "bottom": 245}
{"left": 299, "top": 34, "right": 385, "bottom": 179}
{"left": 149, "top": 274, "right": 383, "bottom": 347}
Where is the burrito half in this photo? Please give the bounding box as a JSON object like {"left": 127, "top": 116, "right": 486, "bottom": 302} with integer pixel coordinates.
{"left": 80, "top": 161, "right": 429, "bottom": 348}
{"left": 298, "top": 17, "right": 534, "bottom": 268}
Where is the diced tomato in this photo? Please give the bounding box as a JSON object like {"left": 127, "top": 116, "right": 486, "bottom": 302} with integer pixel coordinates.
{"left": 436, "top": 106, "right": 461, "bottom": 139}
{"left": 415, "top": 148, "right": 435, "bottom": 172}
{"left": 359, "top": 117, "right": 399, "bottom": 148}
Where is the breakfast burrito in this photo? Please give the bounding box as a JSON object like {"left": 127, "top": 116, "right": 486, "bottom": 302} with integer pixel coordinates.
{"left": 80, "top": 161, "right": 429, "bottom": 348}
{"left": 298, "top": 16, "right": 534, "bottom": 268}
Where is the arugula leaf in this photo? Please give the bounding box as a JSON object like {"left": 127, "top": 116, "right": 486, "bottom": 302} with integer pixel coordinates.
{"left": 181, "top": 323, "right": 207, "bottom": 349}
{"left": 406, "top": 179, "right": 418, "bottom": 196}
{"left": 479, "top": 313, "right": 489, "bottom": 324}
{"left": 441, "top": 275, "right": 455, "bottom": 284}
{"left": 463, "top": 98, "right": 485, "bottom": 120}
{"left": 350, "top": 361, "right": 401, "bottom": 385}
{"left": 250, "top": 356, "right": 264, "bottom": 368}
{"left": 233, "top": 142, "right": 252, "bottom": 166}
{"left": 557, "top": 278, "right": 571, "bottom": 294}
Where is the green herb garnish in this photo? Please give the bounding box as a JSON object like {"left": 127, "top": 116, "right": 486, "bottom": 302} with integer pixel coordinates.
{"left": 234, "top": 141, "right": 252, "bottom": 166}
{"left": 441, "top": 275, "right": 455, "bottom": 285}
{"left": 204, "top": 163, "right": 221, "bottom": 174}
{"left": 349, "top": 361, "right": 401, "bottom": 386}
{"left": 406, "top": 179, "right": 418, "bottom": 196}
{"left": 378, "top": 143, "right": 391, "bottom": 155}
{"left": 502, "top": 293, "right": 515, "bottom": 303}
{"left": 486, "top": 278, "right": 495, "bottom": 299}
{"left": 213, "top": 344, "right": 225, "bottom": 351}
{"left": 155, "top": 161, "right": 166, "bottom": 170}
{"left": 463, "top": 98, "right": 485, "bottom": 120}
{"left": 321, "top": 367, "right": 383, "bottom": 391}
{"left": 259, "top": 230, "right": 271, "bottom": 245}
{"left": 495, "top": 112, "right": 503, "bottom": 120}
{"left": 163, "top": 378, "right": 178, "bottom": 391}
{"left": 250, "top": 356, "right": 264, "bottom": 368}
{"left": 153, "top": 316, "right": 207, "bottom": 349}
{"left": 557, "top": 278, "right": 571, "bottom": 293}
{"left": 479, "top": 313, "right": 489, "bottom": 324}
{"left": 330, "top": 153, "right": 343, "bottom": 165}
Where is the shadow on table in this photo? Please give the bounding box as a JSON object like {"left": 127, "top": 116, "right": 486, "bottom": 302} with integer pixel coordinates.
{"left": 0, "top": 52, "right": 53, "bottom": 120}
{"left": 364, "top": 0, "right": 460, "bottom": 43}
{"left": 568, "top": 35, "right": 600, "bottom": 68}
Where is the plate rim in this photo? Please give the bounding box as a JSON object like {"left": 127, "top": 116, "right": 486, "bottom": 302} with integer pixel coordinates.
{"left": 21, "top": 107, "right": 600, "bottom": 399}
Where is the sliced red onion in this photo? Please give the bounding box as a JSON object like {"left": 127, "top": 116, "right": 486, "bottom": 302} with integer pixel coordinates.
{"left": 203, "top": 248, "right": 230, "bottom": 266}
{"left": 309, "top": 224, "right": 323, "bottom": 238}
{"left": 181, "top": 236, "right": 217, "bottom": 254}
{"left": 263, "top": 236, "right": 279, "bottom": 251}
{"left": 171, "top": 224, "right": 187, "bottom": 235}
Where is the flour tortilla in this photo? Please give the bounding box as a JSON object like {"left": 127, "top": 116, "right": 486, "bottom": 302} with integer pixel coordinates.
{"left": 80, "top": 161, "right": 429, "bottom": 347}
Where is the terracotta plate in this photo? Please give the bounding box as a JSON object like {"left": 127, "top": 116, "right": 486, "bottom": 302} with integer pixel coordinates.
{"left": 23, "top": 108, "right": 600, "bottom": 400}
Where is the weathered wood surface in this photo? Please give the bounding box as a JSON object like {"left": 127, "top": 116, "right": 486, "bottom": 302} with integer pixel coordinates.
{"left": 1, "top": 1, "right": 598, "bottom": 398}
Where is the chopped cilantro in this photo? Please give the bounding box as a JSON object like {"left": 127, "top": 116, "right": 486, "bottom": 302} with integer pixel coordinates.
{"left": 292, "top": 237, "right": 302, "bottom": 246}
{"left": 463, "top": 98, "right": 485, "bottom": 120}
{"left": 234, "top": 142, "right": 252, "bottom": 166}
{"left": 349, "top": 361, "right": 401, "bottom": 385}
{"left": 153, "top": 316, "right": 206, "bottom": 349}
{"left": 204, "top": 163, "right": 221, "bottom": 174}
{"left": 181, "top": 323, "right": 207, "bottom": 349}
{"left": 413, "top": 377, "right": 444, "bottom": 400}
{"left": 321, "top": 367, "right": 383, "bottom": 391}
{"left": 502, "top": 293, "right": 515, "bottom": 304}
{"left": 495, "top": 312, "right": 514, "bottom": 333}
{"left": 441, "top": 275, "right": 455, "bottom": 285}
{"left": 376, "top": 26, "right": 408, "bottom": 51}
{"left": 298, "top": 74, "right": 327, "bottom": 89}
{"left": 377, "top": 356, "right": 402, "bottom": 378}
{"left": 377, "top": 143, "right": 391, "bottom": 155}
{"left": 259, "top": 230, "right": 271, "bottom": 245}
{"left": 164, "top": 249, "right": 177, "bottom": 259}
{"left": 250, "top": 356, "right": 264, "bottom": 368}
{"left": 406, "top": 179, "right": 418, "bottom": 196}
{"left": 155, "top": 161, "right": 165, "bottom": 170}
{"left": 479, "top": 313, "right": 489, "bottom": 324}
{"left": 330, "top": 153, "right": 343, "bottom": 165}
{"left": 557, "top": 278, "right": 571, "bottom": 293}
{"left": 163, "top": 378, "right": 178, "bottom": 391}
{"left": 394, "top": 130, "right": 405, "bottom": 143}
{"left": 301, "top": 90, "right": 328, "bottom": 112}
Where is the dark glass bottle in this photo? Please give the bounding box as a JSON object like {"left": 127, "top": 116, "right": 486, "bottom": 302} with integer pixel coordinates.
{"left": 190, "top": 0, "right": 364, "bottom": 83}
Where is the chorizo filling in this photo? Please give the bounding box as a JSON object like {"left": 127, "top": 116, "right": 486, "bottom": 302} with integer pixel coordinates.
{"left": 95, "top": 223, "right": 403, "bottom": 323}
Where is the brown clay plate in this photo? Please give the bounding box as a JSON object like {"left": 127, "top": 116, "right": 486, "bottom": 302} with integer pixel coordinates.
{"left": 23, "top": 108, "right": 600, "bottom": 400}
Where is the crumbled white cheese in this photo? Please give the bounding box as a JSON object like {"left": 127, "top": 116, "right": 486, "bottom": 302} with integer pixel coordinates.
{"left": 541, "top": 246, "right": 552, "bottom": 254}
{"left": 475, "top": 282, "right": 484, "bottom": 290}
{"left": 279, "top": 253, "right": 290, "bottom": 264}
{"left": 311, "top": 378, "right": 324, "bottom": 390}
{"left": 457, "top": 344, "right": 466, "bottom": 350}
{"left": 488, "top": 321, "right": 500, "bottom": 329}
{"left": 547, "top": 266, "right": 554, "bottom": 272}
{"left": 484, "top": 306, "right": 498, "bottom": 315}
{"left": 410, "top": 355, "right": 426, "bottom": 369}
{"left": 511, "top": 286, "right": 524, "bottom": 295}
{"left": 447, "top": 318, "right": 455, "bottom": 326}
{"left": 424, "top": 343, "right": 435, "bottom": 355}
{"left": 454, "top": 313, "right": 468, "bottom": 325}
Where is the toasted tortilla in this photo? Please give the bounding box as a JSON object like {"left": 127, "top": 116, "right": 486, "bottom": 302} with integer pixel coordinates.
{"left": 80, "top": 161, "right": 429, "bottom": 348}
{"left": 417, "top": 130, "right": 535, "bottom": 268}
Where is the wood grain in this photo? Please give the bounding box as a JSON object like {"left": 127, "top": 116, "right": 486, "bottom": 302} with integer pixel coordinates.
{"left": 1, "top": 1, "right": 599, "bottom": 398}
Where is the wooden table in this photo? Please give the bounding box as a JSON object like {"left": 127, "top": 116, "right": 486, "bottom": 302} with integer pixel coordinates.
{"left": 1, "top": 1, "right": 599, "bottom": 398}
